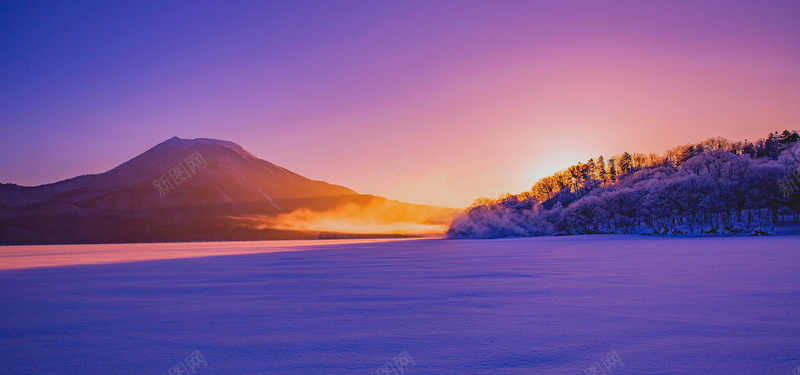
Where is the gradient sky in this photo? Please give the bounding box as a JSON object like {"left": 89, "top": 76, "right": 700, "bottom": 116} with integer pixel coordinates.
{"left": 2, "top": 0, "right": 799, "bottom": 208}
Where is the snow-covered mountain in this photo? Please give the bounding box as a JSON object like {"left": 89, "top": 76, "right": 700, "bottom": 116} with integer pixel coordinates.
{"left": 0, "top": 137, "right": 453, "bottom": 244}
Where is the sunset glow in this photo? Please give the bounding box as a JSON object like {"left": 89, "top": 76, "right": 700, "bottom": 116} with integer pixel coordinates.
{"left": 3, "top": 3, "right": 800, "bottom": 374}
{"left": 2, "top": 1, "right": 799, "bottom": 208}
{"left": 232, "top": 198, "right": 457, "bottom": 235}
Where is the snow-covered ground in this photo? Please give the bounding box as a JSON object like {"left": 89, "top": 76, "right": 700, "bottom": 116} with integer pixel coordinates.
{"left": 1, "top": 236, "right": 799, "bottom": 374}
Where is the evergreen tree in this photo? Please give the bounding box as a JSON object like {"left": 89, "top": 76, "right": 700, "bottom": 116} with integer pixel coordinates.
{"left": 620, "top": 152, "right": 633, "bottom": 175}
{"left": 608, "top": 157, "right": 617, "bottom": 183}
{"left": 596, "top": 156, "right": 607, "bottom": 184}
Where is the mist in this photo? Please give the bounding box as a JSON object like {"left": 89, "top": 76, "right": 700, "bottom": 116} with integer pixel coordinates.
{"left": 233, "top": 198, "right": 459, "bottom": 236}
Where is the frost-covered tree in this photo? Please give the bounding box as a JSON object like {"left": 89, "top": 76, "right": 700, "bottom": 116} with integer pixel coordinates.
{"left": 447, "top": 130, "right": 800, "bottom": 238}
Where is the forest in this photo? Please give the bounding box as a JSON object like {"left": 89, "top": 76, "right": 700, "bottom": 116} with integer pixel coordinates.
{"left": 448, "top": 130, "right": 800, "bottom": 238}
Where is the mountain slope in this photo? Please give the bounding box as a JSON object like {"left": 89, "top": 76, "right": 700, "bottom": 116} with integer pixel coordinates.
{"left": 0, "top": 137, "right": 454, "bottom": 244}
{"left": 2, "top": 137, "right": 356, "bottom": 209}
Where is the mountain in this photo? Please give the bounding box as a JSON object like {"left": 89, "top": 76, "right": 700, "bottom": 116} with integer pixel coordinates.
{"left": 0, "top": 137, "right": 455, "bottom": 244}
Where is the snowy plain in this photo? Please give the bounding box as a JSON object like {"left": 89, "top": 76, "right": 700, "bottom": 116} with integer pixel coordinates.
{"left": 0, "top": 235, "right": 799, "bottom": 374}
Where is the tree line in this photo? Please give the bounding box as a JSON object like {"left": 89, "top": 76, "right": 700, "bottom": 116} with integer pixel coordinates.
{"left": 448, "top": 130, "right": 800, "bottom": 238}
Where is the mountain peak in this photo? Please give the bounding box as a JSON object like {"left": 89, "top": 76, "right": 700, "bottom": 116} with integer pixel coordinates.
{"left": 159, "top": 136, "right": 242, "bottom": 148}
{"left": 0, "top": 136, "right": 456, "bottom": 244}
{"left": 1, "top": 136, "right": 355, "bottom": 211}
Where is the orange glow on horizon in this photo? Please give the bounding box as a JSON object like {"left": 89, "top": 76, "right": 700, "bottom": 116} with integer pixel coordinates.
{"left": 232, "top": 199, "right": 458, "bottom": 236}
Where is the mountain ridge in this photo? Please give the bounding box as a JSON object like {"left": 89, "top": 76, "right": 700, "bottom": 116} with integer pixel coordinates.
{"left": 0, "top": 137, "right": 454, "bottom": 244}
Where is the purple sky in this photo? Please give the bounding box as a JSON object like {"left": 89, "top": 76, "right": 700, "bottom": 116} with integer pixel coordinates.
{"left": 2, "top": 1, "right": 799, "bottom": 207}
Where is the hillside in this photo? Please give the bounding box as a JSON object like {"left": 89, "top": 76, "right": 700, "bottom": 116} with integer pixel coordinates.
{"left": 449, "top": 130, "right": 800, "bottom": 238}
{"left": 0, "top": 137, "right": 456, "bottom": 244}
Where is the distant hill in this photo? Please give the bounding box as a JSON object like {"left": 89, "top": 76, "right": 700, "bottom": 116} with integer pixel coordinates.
{"left": 0, "top": 137, "right": 456, "bottom": 244}
{"left": 449, "top": 130, "right": 800, "bottom": 238}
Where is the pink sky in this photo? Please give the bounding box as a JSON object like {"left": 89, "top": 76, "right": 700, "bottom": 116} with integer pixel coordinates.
{"left": 2, "top": 1, "right": 799, "bottom": 207}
